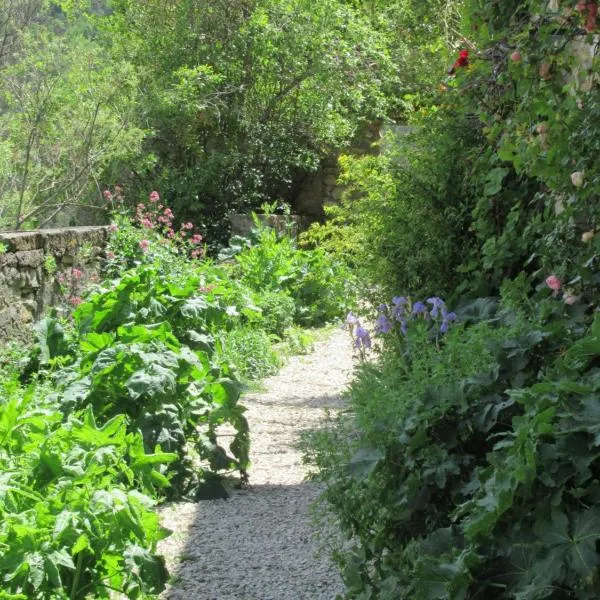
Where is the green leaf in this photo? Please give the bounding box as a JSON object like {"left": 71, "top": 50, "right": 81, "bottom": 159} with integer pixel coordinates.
{"left": 483, "top": 168, "right": 509, "bottom": 196}
{"left": 346, "top": 446, "right": 384, "bottom": 480}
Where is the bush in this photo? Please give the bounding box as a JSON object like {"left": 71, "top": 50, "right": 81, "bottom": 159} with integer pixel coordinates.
{"left": 234, "top": 222, "right": 352, "bottom": 326}
{"left": 221, "top": 327, "right": 281, "bottom": 381}
{"left": 254, "top": 290, "right": 296, "bottom": 337}
{"left": 0, "top": 375, "right": 170, "bottom": 598}
{"left": 304, "top": 296, "right": 600, "bottom": 599}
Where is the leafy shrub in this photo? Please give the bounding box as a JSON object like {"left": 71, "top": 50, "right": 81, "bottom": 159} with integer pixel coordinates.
{"left": 254, "top": 290, "right": 295, "bottom": 337}
{"left": 234, "top": 222, "right": 352, "bottom": 326}
{"left": 221, "top": 327, "right": 281, "bottom": 381}
{"left": 304, "top": 297, "right": 600, "bottom": 599}
{"left": 0, "top": 376, "right": 170, "bottom": 598}
{"left": 29, "top": 264, "right": 251, "bottom": 500}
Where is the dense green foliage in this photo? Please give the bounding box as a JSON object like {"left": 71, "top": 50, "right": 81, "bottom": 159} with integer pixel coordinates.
{"left": 0, "top": 358, "right": 170, "bottom": 598}
{"left": 302, "top": 1, "right": 600, "bottom": 599}
{"left": 0, "top": 0, "right": 457, "bottom": 243}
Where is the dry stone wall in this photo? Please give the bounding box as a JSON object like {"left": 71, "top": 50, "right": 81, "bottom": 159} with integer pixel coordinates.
{"left": 0, "top": 227, "right": 108, "bottom": 342}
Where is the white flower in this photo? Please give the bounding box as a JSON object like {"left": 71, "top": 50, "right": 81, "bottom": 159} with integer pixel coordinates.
{"left": 571, "top": 171, "right": 584, "bottom": 187}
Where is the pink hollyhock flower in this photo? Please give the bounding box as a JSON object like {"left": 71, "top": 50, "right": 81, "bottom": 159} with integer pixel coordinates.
{"left": 149, "top": 191, "right": 160, "bottom": 203}
{"left": 546, "top": 275, "right": 562, "bottom": 291}
{"left": 139, "top": 239, "right": 150, "bottom": 252}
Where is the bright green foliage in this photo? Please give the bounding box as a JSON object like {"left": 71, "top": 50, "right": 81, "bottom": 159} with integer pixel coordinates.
{"left": 0, "top": 377, "right": 170, "bottom": 598}
{"left": 0, "top": 22, "right": 142, "bottom": 230}
{"left": 43, "top": 264, "right": 252, "bottom": 499}
{"left": 234, "top": 222, "right": 351, "bottom": 326}
{"left": 222, "top": 327, "right": 281, "bottom": 381}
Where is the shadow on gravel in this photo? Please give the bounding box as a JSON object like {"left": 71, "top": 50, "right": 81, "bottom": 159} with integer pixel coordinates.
{"left": 250, "top": 393, "right": 346, "bottom": 410}
{"left": 160, "top": 482, "right": 343, "bottom": 600}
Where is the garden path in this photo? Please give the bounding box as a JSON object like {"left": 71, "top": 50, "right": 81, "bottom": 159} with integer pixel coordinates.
{"left": 158, "top": 327, "right": 354, "bottom": 600}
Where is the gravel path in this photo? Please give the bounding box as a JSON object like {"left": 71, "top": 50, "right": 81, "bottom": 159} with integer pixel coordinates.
{"left": 158, "top": 328, "right": 354, "bottom": 600}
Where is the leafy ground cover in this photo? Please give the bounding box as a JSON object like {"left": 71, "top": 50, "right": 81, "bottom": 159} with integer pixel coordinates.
{"left": 0, "top": 195, "right": 351, "bottom": 598}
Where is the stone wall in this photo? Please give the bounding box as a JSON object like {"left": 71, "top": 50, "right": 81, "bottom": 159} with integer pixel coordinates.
{"left": 0, "top": 227, "right": 108, "bottom": 342}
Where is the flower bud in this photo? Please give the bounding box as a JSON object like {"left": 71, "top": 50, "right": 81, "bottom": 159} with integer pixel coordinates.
{"left": 511, "top": 51, "right": 522, "bottom": 62}
{"left": 546, "top": 275, "right": 562, "bottom": 291}
{"left": 582, "top": 230, "right": 595, "bottom": 242}
{"left": 571, "top": 171, "right": 584, "bottom": 187}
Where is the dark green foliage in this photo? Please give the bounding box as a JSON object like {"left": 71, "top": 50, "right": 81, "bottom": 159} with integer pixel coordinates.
{"left": 305, "top": 296, "right": 600, "bottom": 598}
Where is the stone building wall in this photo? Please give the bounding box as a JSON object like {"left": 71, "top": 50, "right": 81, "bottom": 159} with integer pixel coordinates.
{"left": 0, "top": 227, "right": 108, "bottom": 342}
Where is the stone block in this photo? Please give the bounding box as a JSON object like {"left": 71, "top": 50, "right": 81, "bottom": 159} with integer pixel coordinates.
{"left": 16, "top": 249, "right": 44, "bottom": 269}
{"left": 0, "top": 231, "right": 44, "bottom": 252}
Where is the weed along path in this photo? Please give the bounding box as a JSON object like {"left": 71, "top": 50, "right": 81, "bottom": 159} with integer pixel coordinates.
{"left": 158, "top": 328, "right": 353, "bottom": 600}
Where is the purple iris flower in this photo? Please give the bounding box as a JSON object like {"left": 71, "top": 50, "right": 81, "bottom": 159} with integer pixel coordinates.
{"left": 400, "top": 317, "right": 408, "bottom": 336}
{"left": 440, "top": 311, "right": 457, "bottom": 333}
{"left": 427, "top": 297, "right": 445, "bottom": 319}
{"left": 346, "top": 311, "right": 359, "bottom": 325}
{"left": 375, "top": 313, "right": 393, "bottom": 334}
{"left": 412, "top": 301, "right": 427, "bottom": 316}
{"left": 355, "top": 326, "right": 372, "bottom": 349}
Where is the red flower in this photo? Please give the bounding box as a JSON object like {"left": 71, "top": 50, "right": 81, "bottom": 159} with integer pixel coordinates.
{"left": 448, "top": 50, "right": 469, "bottom": 75}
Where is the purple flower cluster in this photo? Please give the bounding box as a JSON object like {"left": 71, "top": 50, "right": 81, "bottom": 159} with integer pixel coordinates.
{"left": 349, "top": 296, "right": 458, "bottom": 351}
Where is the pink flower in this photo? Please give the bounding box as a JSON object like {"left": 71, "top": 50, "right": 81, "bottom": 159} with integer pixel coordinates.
{"left": 108, "top": 223, "right": 118, "bottom": 233}
{"left": 183, "top": 222, "right": 194, "bottom": 230}
{"left": 164, "top": 208, "right": 174, "bottom": 217}
{"left": 69, "top": 296, "right": 83, "bottom": 307}
{"left": 141, "top": 217, "right": 154, "bottom": 229}
{"left": 546, "top": 275, "right": 562, "bottom": 291}
{"left": 139, "top": 239, "right": 150, "bottom": 252}
{"left": 103, "top": 190, "right": 113, "bottom": 200}
{"left": 166, "top": 229, "right": 175, "bottom": 238}
{"left": 137, "top": 203, "right": 146, "bottom": 210}
{"left": 191, "top": 249, "right": 202, "bottom": 259}
{"left": 149, "top": 190, "right": 160, "bottom": 203}
{"left": 71, "top": 268, "right": 83, "bottom": 280}
{"left": 106, "top": 251, "right": 115, "bottom": 259}
{"left": 511, "top": 51, "right": 522, "bottom": 62}
{"left": 191, "top": 233, "right": 203, "bottom": 244}
{"left": 564, "top": 294, "right": 578, "bottom": 305}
